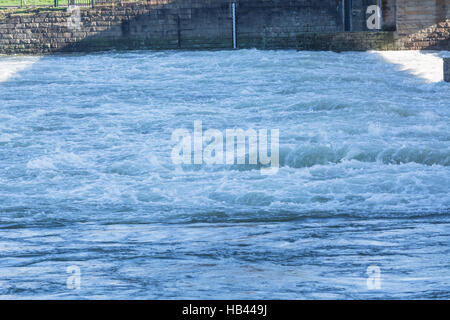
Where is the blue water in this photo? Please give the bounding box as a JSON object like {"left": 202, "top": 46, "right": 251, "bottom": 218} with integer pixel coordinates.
{"left": 0, "top": 50, "right": 449, "bottom": 299}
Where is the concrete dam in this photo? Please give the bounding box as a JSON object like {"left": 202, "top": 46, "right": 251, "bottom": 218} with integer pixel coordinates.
{"left": 0, "top": 0, "right": 448, "bottom": 54}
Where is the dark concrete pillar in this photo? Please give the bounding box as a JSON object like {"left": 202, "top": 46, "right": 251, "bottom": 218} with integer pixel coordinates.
{"left": 444, "top": 58, "right": 450, "bottom": 82}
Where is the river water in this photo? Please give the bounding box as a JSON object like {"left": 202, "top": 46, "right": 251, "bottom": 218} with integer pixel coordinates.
{"left": 0, "top": 50, "right": 449, "bottom": 299}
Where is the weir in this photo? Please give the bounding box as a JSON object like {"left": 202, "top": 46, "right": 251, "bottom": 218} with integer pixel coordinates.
{"left": 0, "top": 0, "right": 448, "bottom": 54}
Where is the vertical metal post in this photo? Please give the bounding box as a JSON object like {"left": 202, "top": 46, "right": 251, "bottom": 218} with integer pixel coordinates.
{"left": 177, "top": 15, "right": 181, "bottom": 49}
{"left": 377, "top": 0, "right": 383, "bottom": 29}
{"left": 343, "top": 0, "right": 352, "bottom": 32}
{"left": 349, "top": 0, "right": 352, "bottom": 32}
{"left": 232, "top": 2, "right": 237, "bottom": 49}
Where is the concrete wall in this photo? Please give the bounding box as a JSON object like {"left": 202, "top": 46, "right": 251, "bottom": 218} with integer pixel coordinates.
{"left": 0, "top": 0, "right": 448, "bottom": 54}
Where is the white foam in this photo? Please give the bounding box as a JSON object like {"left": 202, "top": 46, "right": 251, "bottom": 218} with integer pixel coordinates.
{"left": 374, "top": 50, "right": 448, "bottom": 83}
{"left": 0, "top": 56, "right": 40, "bottom": 82}
{"left": 1, "top": 50, "right": 449, "bottom": 214}
{"left": 26, "top": 158, "right": 57, "bottom": 170}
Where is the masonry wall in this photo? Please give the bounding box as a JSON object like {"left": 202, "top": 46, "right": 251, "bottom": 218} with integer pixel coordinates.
{"left": 395, "top": 0, "right": 449, "bottom": 49}
{"left": 0, "top": 0, "right": 347, "bottom": 54}
{"left": 0, "top": 0, "right": 448, "bottom": 54}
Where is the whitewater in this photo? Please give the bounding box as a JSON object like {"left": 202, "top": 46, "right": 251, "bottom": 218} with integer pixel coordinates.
{"left": 0, "top": 50, "right": 449, "bottom": 299}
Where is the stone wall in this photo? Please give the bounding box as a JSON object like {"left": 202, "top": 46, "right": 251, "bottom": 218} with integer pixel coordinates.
{"left": 0, "top": 0, "right": 347, "bottom": 54}
{"left": 0, "top": 0, "right": 448, "bottom": 54}
{"left": 395, "top": 0, "right": 449, "bottom": 49}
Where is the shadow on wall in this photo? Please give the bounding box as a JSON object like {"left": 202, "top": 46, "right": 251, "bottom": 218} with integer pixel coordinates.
{"left": 55, "top": 0, "right": 346, "bottom": 53}
{"left": 58, "top": 0, "right": 232, "bottom": 52}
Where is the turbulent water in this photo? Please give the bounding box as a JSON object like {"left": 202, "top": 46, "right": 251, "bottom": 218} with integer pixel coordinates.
{"left": 0, "top": 50, "right": 449, "bottom": 299}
